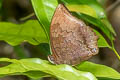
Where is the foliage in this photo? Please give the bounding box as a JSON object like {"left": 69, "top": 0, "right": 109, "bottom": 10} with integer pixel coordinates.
{"left": 31, "top": 0, "right": 58, "bottom": 39}
{"left": 72, "top": 12, "right": 113, "bottom": 40}
{"left": 0, "top": 0, "right": 119, "bottom": 80}
{"left": 0, "top": 20, "right": 110, "bottom": 48}
{"left": 0, "top": 20, "right": 48, "bottom": 45}
{"left": 60, "top": 0, "right": 116, "bottom": 38}
{"left": 93, "top": 30, "right": 110, "bottom": 48}
{"left": 0, "top": 58, "right": 120, "bottom": 80}
{"left": 76, "top": 61, "right": 120, "bottom": 79}
{"left": 0, "top": 58, "right": 97, "bottom": 80}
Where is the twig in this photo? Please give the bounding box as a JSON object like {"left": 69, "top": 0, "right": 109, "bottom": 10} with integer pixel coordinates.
{"left": 110, "top": 35, "right": 120, "bottom": 60}
{"left": 20, "top": 13, "right": 35, "bottom": 21}
{"left": 112, "top": 48, "right": 120, "bottom": 60}
{"left": 106, "top": 0, "right": 120, "bottom": 12}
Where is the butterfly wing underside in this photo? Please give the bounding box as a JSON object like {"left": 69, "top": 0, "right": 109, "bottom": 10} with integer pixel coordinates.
{"left": 48, "top": 4, "right": 99, "bottom": 65}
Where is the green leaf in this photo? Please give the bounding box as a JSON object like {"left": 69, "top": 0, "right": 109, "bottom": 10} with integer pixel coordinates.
{"left": 0, "top": 20, "right": 108, "bottom": 48}
{"left": 23, "top": 71, "right": 50, "bottom": 79}
{"left": 31, "top": 0, "right": 110, "bottom": 48}
{"left": 31, "top": 0, "right": 58, "bottom": 39}
{"left": 72, "top": 13, "right": 114, "bottom": 40}
{"left": 0, "top": 58, "right": 97, "bottom": 80}
{"left": 98, "top": 77, "right": 120, "bottom": 80}
{"left": 93, "top": 29, "right": 110, "bottom": 48}
{"left": 37, "top": 43, "right": 50, "bottom": 56}
{"left": 101, "top": 18, "right": 116, "bottom": 36}
{"left": 0, "top": 20, "right": 48, "bottom": 46}
{"left": 66, "top": 4, "right": 97, "bottom": 18}
{"left": 75, "top": 61, "right": 120, "bottom": 79}
{"left": 60, "top": 0, "right": 105, "bottom": 18}
{"left": 60, "top": 0, "right": 116, "bottom": 38}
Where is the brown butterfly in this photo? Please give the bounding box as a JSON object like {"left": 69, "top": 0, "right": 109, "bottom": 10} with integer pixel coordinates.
{"left": 48, "top": 4, "right": 99, "bottom": 66}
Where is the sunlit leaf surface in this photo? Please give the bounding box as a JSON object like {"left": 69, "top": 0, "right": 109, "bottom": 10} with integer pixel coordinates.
{"left": 76, "top": 61, "right": 120, "bottom": 79}
{"left": 0, "top": 20, "right": 48, "bottom": 46}
{"left": 0, "top": 58, "right": 97, "bottom": 80}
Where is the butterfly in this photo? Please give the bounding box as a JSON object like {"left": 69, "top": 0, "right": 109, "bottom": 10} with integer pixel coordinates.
{"left": 48, "top": 4, "right": 99, "bottom": 66}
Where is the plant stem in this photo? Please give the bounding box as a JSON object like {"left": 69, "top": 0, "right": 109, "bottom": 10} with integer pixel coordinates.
{"left": 109, "top": 34, "right": 120, "bottom": 60}
{"left": 112, "top": 48, "right": 120, "bottom": 60}
{"left": 20, "top": 13, "right": 35, "bottom": 21}
{"left": 106, "top": 0, "right": 120, "bottom": 12}
{"left": 109, "top": 40, "right": 120, "bottom": 60}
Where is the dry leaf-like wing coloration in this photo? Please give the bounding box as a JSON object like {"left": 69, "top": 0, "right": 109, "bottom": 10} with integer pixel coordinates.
{"left": 48, "top": 4, "right": 99, "bottom": 65}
